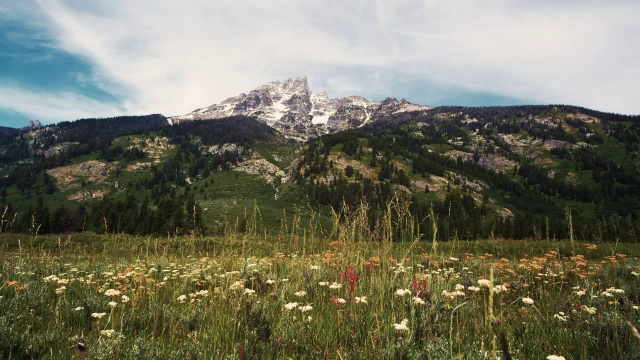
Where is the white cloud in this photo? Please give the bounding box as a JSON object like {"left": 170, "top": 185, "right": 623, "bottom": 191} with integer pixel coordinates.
{"left": 0, "top": 84, "right": 127, "bottom": 123}
{"left": 4, "top": 0, "right": 639, "bottom": 120}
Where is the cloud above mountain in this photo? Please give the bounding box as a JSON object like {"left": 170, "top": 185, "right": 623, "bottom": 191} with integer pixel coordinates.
{"left": 1, "top": 0, "right": 639, "bottom": 125}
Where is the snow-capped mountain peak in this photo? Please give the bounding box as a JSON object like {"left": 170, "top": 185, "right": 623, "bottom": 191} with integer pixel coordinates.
{"left": 169, "top": 77, "right": 430, "bottom": 139}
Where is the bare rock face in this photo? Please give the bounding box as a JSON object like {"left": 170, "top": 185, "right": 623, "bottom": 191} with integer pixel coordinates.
{"left": 168, "top": 77, "right": 431, "bottom": 140}
{"left": 24, "top": 120, "right": 42, "bottom": 130}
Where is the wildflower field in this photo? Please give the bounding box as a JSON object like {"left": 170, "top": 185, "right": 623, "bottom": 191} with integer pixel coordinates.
{"left": 1, "top": 232, "right": 639, "bottom": 359}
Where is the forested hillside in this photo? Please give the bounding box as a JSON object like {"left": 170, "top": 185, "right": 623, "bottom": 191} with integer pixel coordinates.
{"left": 1, "top": 106, "right": 639, "bottom": 241}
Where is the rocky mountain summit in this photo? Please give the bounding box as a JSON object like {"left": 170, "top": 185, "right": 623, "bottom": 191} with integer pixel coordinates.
{"left": 168, "top": 77, "right": 430, "bottom": 139}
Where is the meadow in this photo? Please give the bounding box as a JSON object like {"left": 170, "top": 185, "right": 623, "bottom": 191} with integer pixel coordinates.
{"left": 1, "top": 216, "right": 640, "bottom": 359}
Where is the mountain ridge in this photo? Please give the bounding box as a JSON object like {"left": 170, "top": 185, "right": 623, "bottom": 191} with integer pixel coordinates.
{"left": 168, "top": 77, "right": 431, "bottom": 139}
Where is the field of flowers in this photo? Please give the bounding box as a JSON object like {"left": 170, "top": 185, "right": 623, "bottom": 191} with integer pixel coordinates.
{"left": 1, "top": 233, "right": 640, "bottom": 359}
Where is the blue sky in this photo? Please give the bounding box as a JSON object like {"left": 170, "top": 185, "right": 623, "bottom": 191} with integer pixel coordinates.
{"left": 1, "top": 1, "right": 639, "bottom": 128}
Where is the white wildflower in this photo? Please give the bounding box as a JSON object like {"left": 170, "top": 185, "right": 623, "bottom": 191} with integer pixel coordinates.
{"left": 554, "top": 313, "right": 568, "bottom": 322}
{"left": 575, "top": 290, "right": 586, "bottom": 296}
{"left": 522, "top": 297, "right": 534, "bottom": 305}
{"left": 266, "top": 279, "right": 276, "bottom": 285}
{"left": 74, "top": 306, "right": 84, "bottom": 311}
{"left": 294, "top": 290, "right": 307, "bottom": 297}
{"left": 121, "top": 295, "right": 130, "bottom": 303}
{"left": 244, "top": 288, "right": 256, "bottom": 296}
{"left": 104, "top": 289, "right": 121, "bottom": 297}
{"left": 91, "top": 312, "right": 106, "bottom": 319}
{"left": 100, "top": 329, "right": 116, "bottom": 337}
{"left": 299, "top": 304, "right": 313, "bottom": 312}
{"left": 413, "top": 297, "right": 426, "bottom": 306}
{"left": 393, "top": 319, "right": 410, "bottom": 332}
{"left": 329, "top": 282, "right": 342, "bottom": 289}
{"left": 108, "top": 301, "right": 117, "bottom": 308}
{"left": 318, "top": 281, "right": 328, "bottom": 287}
{"left": 395, "top": 289, "right": 412, "bottom": 297}
{"left": 55, "top": 286, "right": 66, "bottom": 295}
{"left": 493, "top": 285, "right": 507, "bottom": 293}
{"left": 467, "top": 286, "right": 481, "bottom": 292}
{"left": 355, "top": 296, "right": 368, "bottom": 304}
{"left": 546, "top": 356, "right": 566, "bottom": 360}
{"left": 229, "top": 280, "right": 245, "bottom": 291}
{"left": 478, "top": 279, "right": 491, "bottom": 287}
{"left": 284, "top": 302, "right": 299, "bottom": 310}
{"left": 177, "top": 295, "right": 187, "bottom": 303}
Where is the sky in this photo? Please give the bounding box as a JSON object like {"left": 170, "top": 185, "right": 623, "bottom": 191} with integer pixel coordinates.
{"left": 1, "top": 0, "right": 639, "bottom": 128}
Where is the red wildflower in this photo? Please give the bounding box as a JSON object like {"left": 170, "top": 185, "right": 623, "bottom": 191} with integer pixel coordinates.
{"left": 341, "top": 266, "right": 359, "bottom": 293}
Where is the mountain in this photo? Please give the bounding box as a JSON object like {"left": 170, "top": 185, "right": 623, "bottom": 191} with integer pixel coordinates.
{"left": 0, "top": 89, "right": 639, "bottom": 241}
{"left": 168, "top": 77, "right": 430, "bottom": 139}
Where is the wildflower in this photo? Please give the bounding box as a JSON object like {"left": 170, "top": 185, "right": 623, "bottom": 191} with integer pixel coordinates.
{"left": 575, "top": 290, "right": 586, "bottom": 297}
{"left": 281, "top": 279, "right": 289, "bottom": 282}
{"left": 299, "top": 304, "right": 313, "bottom": 312}
{"left": 229, "top": 280, "right": 245, "bottom": 290}
{"left": 244, "top": 288, "right": 256, "bottom": 296}
{"left": 91, "top": 312, "right": 107, "bottom": 319}
{"left": 467, "top": 286, "right": 480, "bottom": 292}
{"left": 411, "top": 280, "right": 430, "bottom": 298}
{"left": 305, "top": 316, "right": 313, "bottom": 322}
{"left": 393, "top": 319, "right": 410, "bottom": 332}
{"left": 602, "top": 292, "right": 614, "bottom": 298}
{"left": 554, "top": 313, "right": 568, "bottom": 322}
{"left": 546, "top": 356, "right": 566, "bottom": 360}
{"left": 43, "top": 275, "right": 59, "bottom": 283}
{"left": 493, "top": 285, "right": 507, "bottom": 293}
{"left": 294, "top": 290, "right": 307, "bottom": 297}
{"left": 74, "top": 306, "right": 84, "bottom": 311}
{"left": 331, "top": 296, "right": 346, "bottom": 304}
{"left": 195, "top": 290, "right": 209, "bottom": 297}
{"left": 108, "top": 301, "right": 117, "bottom": 308}
{"left": 318, "top": 281, "right": 328, "bottom": 287}
{"left": 442, "top": 290, "right": 465, "bottom": 299}
{"left": 454, "top": 284, "right": 465, "bottom": 291}
{"left": 121, "top": 295, "right": 130, "bottom": 303}
{"left": 478, "top": 279, "right": 491, "bottom": 287}
{"left": 266, "top": 279, "right": 276, "bottom": 285}
{"left": 177, "top": 295, "right": 187, "bottom": 303}
{"left": 55, "top": 286, "right": 66, "bottom": 295}
{"left": 104, "top": 289, "right": 121, "bottom": 297}
{"left": 580, "top": 305, "right": 597, "bottom": 314}
{"left": 632, "top": 271, "right": 639, "bottom": 277}
{"left": 449, "top": 257, "right": 459, "bottom": 261}
{"left": 522, "top": 297, "right": 534, "bottom": 305}
{"left": 341, "top": 266, "right": 359, "bottom": 292}
{"left": 395, "top": 288, "right": 412, "bottom": 297}
{"left": 413, "top": 296, "right": 426, "bottom": 306}
{"left": 632, "top": 305, "right": 638, "bottom": 310}
{"left": 329, "top": 282, "right": 342, "bottom": 290}
{"left": 100, "top": 329, "right": 115, "bottom": 337}
{"left": 284, "top": 302, "right": 299, "bottom": 310}
{"left": 355, "top": 296, "right": 368, "bottom": 304}
{"left": 310, "top": 265, "right": 320, "bottom": 270}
